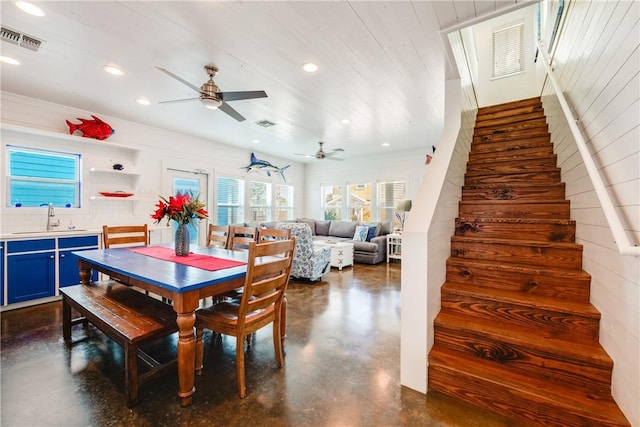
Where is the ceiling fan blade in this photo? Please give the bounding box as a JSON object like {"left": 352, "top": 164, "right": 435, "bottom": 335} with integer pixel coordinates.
{"left": 218, "top": 102, "right": 246, "bottom": 122}
{"left": 218, "top": 91, "right": 267, "bottom": 101}
{"left": 156, "top": 67, "right": 202, "bottom": 94}
{"left": 295, "top": 153, "right": 314, "bottom": 157}
{"left": 158, "top": 97, "right": 199, "bottom": 104}
{"left": 327, "top": 156, "right": 344, "bottom": 161}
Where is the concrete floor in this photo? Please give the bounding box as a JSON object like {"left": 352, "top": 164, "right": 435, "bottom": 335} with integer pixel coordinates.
{"left": 1, "top": 262, "right": 520, "bottom": 426}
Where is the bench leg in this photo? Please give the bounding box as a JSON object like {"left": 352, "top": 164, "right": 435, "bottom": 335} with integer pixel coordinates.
{"left": 124, "top": 343, "right": 139, "bottom": 408}
{"left": 62, "top": 297, "right": 72, "bottom": 342}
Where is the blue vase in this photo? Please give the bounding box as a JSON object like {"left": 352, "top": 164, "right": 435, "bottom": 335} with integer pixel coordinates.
{"left": 175, "top": 223, "right": 190, "bottom": 256}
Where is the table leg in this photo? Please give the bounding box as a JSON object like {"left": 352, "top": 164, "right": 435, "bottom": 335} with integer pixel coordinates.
{"left": 173, "top": 294, "right": 199, "bottom": 407}
{"left": 78, "top": 259, "right": 92, "bottom": 285}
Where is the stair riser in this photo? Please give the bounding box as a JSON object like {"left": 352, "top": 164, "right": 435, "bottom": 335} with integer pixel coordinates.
{"left": 477, "top": 97, "right": 542, "bottom": 116}
{"left": 451, "top": 240, "right": 583, "bottom": 269}
{"left": 428, "top": 367, "right": 621, "bottom": 427}
{"left": 455, "top": 219, "right": 575, "bottom": 242}
{"left": 472, "top": 135, "right": 551, "bottom": 151}
{"left": 440, "top": 293, "right": 600, "bottom": 341}
{"left": 462, "top": 185, "right": 566, "bottom": 201}
{"left": 465, "top": 170, "right": 560, "bottom": 185}
{"left": 466, "top": 157, "right": 558, "bottom": 176}
{"left": 475, "top": 111, "right": 546, "bottom": 129}
{"left": 468, "top": 145, "right": 554, "bottom": 163}
{"left": 458, "top": 202, "right": 570, "bottom": 219}
{"left": 476, "top": 104, "right": 543, "bottom": 125}
{"left": 432, "top": 325, "right": 613, "bottom": 394}
{"left": 474, "top": 118, "right": 548, "bottom": 137}
{"left": 446, "top": 261, "right": 591, "bottom": 302}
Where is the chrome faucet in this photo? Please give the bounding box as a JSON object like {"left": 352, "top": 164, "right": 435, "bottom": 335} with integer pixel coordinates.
{"left": 46, "top": 203, "right": 60, "bottom": 230}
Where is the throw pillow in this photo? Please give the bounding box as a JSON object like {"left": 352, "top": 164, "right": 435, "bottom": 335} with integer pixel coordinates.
{"left": 353, "top": 225, "right": 369, "bottom": 242}
{"left": 365, "top": 226, "right": 377, "bottom": 242}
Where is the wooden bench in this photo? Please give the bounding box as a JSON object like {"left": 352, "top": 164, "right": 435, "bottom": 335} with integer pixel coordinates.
{"left": 60, "top": 281, "right": 178, "bottom": 407}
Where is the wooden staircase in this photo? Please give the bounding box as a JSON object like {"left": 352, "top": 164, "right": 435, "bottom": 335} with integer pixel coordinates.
{"left": 427, "top": 97, "right": 630, "bottom": 426}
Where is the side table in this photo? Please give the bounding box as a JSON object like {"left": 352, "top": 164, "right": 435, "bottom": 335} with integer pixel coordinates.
{"left": 387, "top": 233, "right": 402, "bottom": 262}
{"left": 313, "top": 240, "right": 354, "bottom": 270}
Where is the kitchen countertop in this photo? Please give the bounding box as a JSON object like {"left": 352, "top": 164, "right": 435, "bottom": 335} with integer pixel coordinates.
{"left": 0, "top": 226, "right": 167, "bottom": 241}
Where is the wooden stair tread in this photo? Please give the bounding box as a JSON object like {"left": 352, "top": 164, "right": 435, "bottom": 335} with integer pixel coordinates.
{"left": 456, "top": 217, "right": 575, "bottom": 225}
{"left": 477, "top": 97, "right": 542, "bottom": 116}
{"left": 434, "top": 310, "right": 612, "bottom": 367}
{"left": 442, "top": 281, "right": 600, "bottom": 318}
{"left": 459, "top": 200, "right": 569, "bottom": 206}
{"left": 451, "top": 235, "right": 581, "bottom": 249}
{"left": 446, "top": 257, "right": 590, "bottom": 279}
{"left": 463, "top": 182, "right": 565, "bottom": 189}
{"left": 429, "top": 348, "right": 630, "bottom": 426}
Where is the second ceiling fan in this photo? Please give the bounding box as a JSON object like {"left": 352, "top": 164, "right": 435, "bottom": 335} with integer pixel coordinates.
{"left": 156, "top": 65, "right": 267, "bottom": 122}
{"left": 296, "top": 141, "right": 345, "bottom": 161}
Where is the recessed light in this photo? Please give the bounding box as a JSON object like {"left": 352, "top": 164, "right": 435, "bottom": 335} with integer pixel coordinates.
{"left": 341, "top": 119, "right": 350, "bottom": 124}
{"left": 102, "top": 64, "right": 124, "bottom": 76}
{"left": 252, "top": 139, "right": 260, "bottom": 144}
{"left": 302, "top": 62, "right": 318, "bottom": 73}
{"left": 382, "top": 143, "right": 390, "bottom": 147}
{"left": 136, "top": 97, "right": 150, "bottom": 106}
{"left": 15, "top": 1, "right": 44, "bottom": 17}
{"left": 0, "top": 56, "right": 20, "bottom": 65}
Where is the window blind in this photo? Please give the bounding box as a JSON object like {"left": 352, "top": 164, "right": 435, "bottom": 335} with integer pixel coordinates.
{"left": 493, "top": 23, "right": 524, "bottom": 78}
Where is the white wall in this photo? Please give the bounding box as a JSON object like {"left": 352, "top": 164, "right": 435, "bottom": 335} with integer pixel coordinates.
{"left": 472, "top": 5, "right": 539, "bottom": 107}
{"left": 540, "top": 0, "right": 639, "bottom": 424}
{"left": 0, "top": 92, "right": 305, "bottom": 242}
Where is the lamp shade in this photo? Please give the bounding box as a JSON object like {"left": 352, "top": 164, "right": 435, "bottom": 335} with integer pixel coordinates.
{"left": 396, "top": 200, "right": 412, "bottom": 212}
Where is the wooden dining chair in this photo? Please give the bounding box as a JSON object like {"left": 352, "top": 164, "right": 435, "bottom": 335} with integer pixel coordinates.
{"left": 257, "top": 227, "right": 291, "bottom": 243}
{"left": 102, "top": 224, "right": 164, "bottom": 300}
{"left": 102, "top": 224, "right": 148, "bottom": 248}
{"left": 257, "top": 227, "right": 292, "bottom": 342}
{"left": 195, "top": 238, "right": 295, "bottom": 398}
{"left": 206, "top": 224, "right": 230, "bottom": 248}
{"left": 227, "top": 225, "right": 258, "bottom": 251}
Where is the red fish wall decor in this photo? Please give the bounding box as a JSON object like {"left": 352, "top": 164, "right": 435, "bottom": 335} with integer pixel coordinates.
{"left": 65, "top": 115, "right": 115, "bottom": 140}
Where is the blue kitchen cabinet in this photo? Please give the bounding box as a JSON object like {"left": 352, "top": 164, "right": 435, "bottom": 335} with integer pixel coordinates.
{"left": 7, "top": 239, "right": 56, "bottom": 304}
{"left": 59, "top": 235, "right": 99, "bottom": 287}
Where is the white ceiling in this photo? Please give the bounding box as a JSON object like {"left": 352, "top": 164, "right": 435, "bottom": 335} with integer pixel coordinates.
{"left": 0, "top": 1, "right": 528, "bottom": 163}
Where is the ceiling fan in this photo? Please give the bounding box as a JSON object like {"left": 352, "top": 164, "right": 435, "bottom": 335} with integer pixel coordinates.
{"left": 296, "top": 141, "right": 345, "bottom": 161}
{"left": 156, "top": 65, "right": 267, "bottom": 122}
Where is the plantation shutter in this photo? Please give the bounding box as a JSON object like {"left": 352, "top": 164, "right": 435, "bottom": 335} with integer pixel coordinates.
{"left": 493, "top": 23, "right": 524, "bottom": 78}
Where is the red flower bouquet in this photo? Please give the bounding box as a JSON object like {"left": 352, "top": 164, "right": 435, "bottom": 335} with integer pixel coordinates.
{"left": 151, "top": 191, "right": 209, "bottom": 226}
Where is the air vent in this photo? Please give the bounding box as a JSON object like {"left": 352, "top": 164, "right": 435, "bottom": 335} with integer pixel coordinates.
{"left": 1, "top": 26, "right": 44, "bottom": 52}
{"left": 1, "top": 27, "right": 21, "bottom": 44}
{"left": 255, "top": 119, "right": 276, "bottom": 128}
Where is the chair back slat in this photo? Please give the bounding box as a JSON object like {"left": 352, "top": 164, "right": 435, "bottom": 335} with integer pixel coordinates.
{"left": 257, "top": 228, "right": 291, "bottom": 243}
{"left": 206, "top": 224, "right": 230, "bottom": 248}
{"left": 103, "top": 225, "right": 148, "bottom": 248}
{"left": 228, "top": 226, "right": 258, "bottom": 251}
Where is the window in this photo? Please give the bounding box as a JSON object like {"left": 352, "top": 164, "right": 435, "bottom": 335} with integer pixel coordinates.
{"left": 347, "top": 183, "right": 371, "bottom": 222}
{"left": 493, "top": 22, "right": 524, "bottom": 78}
{"left": 248, "top": 181, "right": 272, "bottom": 223}
{"left": 376, "top": 181, "right": 406, "bottom": 228}
{"left": 216, "top": 176, "right": 244, "bottom": 226}
{"left": 275, "top": 184, "right": 294, "bottom": 221}
{"left": 321, "top": 184, "right": 342, "bottom": 220}
{"left": 7, "top": 146, "right": 81, "bottom": 208}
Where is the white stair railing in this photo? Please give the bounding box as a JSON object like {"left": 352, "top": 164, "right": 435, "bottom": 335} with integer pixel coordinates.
{"left": 538, "top": 41, "right": 639, "bottom": 256}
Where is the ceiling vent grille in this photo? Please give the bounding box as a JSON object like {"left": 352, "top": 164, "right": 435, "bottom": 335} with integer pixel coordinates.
{"left": 1, "top": 26, "right": 44, "bottom": 52}
{"left": 255, "top": 119, "right": 276, "bottom": 128}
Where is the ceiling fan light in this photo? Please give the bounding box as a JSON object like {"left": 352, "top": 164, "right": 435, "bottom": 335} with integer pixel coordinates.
{"left": 201, "top": 97, "right": 222, "bottom": 109}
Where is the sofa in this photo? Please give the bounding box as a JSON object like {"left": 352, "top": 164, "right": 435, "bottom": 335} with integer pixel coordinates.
{"left": 259, "top": 219, "right": 392, "bottom": 265}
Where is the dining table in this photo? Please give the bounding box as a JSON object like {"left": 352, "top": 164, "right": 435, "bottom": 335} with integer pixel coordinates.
{"left": 72, "top": 244, "right": 249, "bottom": 407}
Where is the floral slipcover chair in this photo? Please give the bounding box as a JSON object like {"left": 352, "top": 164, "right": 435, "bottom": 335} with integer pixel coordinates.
{"left": 276, "top": 223, "right": 331, "bottom": 281}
